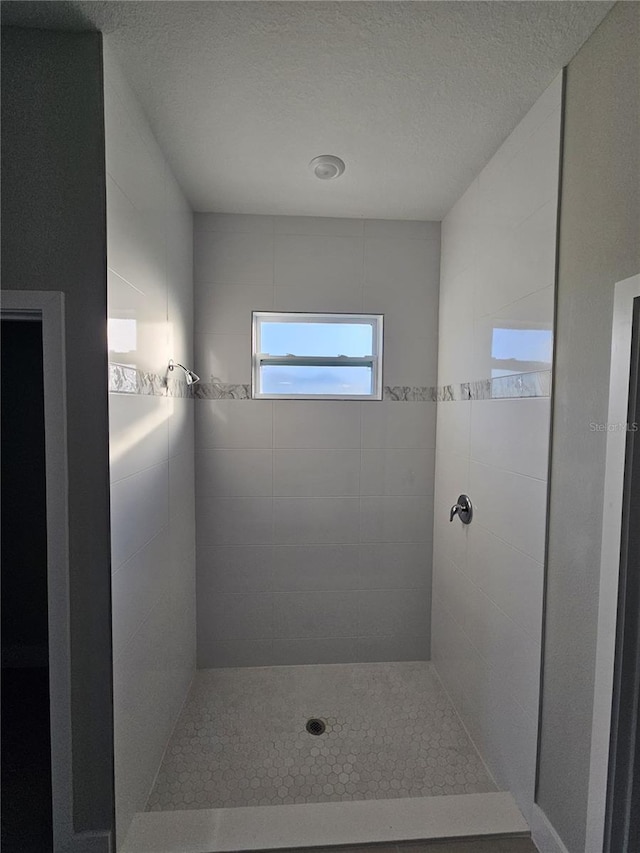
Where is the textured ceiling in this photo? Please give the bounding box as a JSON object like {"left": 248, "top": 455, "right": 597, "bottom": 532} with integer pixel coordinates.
{"left": 2, "top": 1, "right": 613, "bottom": 219}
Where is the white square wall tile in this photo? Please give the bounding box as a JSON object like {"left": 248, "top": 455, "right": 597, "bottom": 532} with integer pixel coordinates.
{"left": 274, "top": 234, "right": 364, "bottom": 290}
{"left": 197, "top": 545, "right": 274, "bottom": 594}
{"left": 107, "top": 263, "right": 168, "bottom": 375}
{"left": 104, "top": 82, "right": 166, "bottom": 215}
{"left": 435, "top": 402, "right": 471, "bottom": 459}
{"left": 106, "top": 177, "right": 165, "bottom": 299}
{"left": 168, "top": 454, "right": 196, "bottom": 562}
{"left": 469, "top": 461, "right": 547, "bottom": 563}
{"left": 442, "top": 559, "right": 540, "bottom": 714}
{"left": 362, "top": 401, "right": 436, "bottom": 450}
{"left": 273, "top": 590, "right": 360, "bottom": 639}
{"left": 274, "top": 402, "right": 361, "bottom": 449}
{"left": 472, "top": 286, "right": 554, "bottom": 379}
{"left": 433, "top": 450, "right": 471, "bottom": 573}
{"left": 196, "top": 497, "right": 273, "bottom": 545}
{"left": 437, "top": 266, "right": 476, "bottom": 385}
{"left": 440, "top": 178, "right": 480, "bottom": 283}
{"left": 109, "top": 395, "right": 169, "bottom": 484}
{"left": 434, "top": 449, "right": 470, "bottom": 506}
{"left": 364, "top": 236, "right": 440, "bottom": 290}
{"left": 199, "top": 638, "right": 275, "bottom": 668}
{"left": 463, "top": 658, "right": 539, "bottom": 808}
{"left": 196, "top": 449, "right": 273, "bottom": 497}
{"left": 273, "top": 497, "right": 360, "bottom": 544}
{"left": 271, "top": 637, "right": 358, "bottom": 665}
{"left": 271, "top": 545, "right": 360, "bottom": 591}
{"left": 195, "top": 400, "right": 272, "bottom": 449}
{"left": 194, "top": 232, "right": 274, "bottom": 285}
{"left": 363, "top": 220, "right": 440, "bottom": 241}
{"left": 357, "top": 589, "right": 430, "bottom": 637}
{"left": 195, "top": 284, "right": 273, "bottom": 336}
{"left": 503, "top": 108, "right": 562, "bottom": 229}
{"left": 470, "top": 398, "right": 551, "bottom": 481}
{"left": 195, "top": 333, "right": 251, "bottom": 384}
{"left": 195, "top": 213, "right": 275, "bottom": 234}
{"left": 474, "top": 200, "right": 557, "bottom": 320}
{"left": 110, "top": 462, "right": 169, "bottom": 571}
{"left": 273, "top": 283, "right": 364, "bottom": 314}
{"left": 167, "top": 397, "right": 194, "bottom": 459}
{"left": 111, "top": 527, "right": 171, "bottom": 660}
{"left": 356, "top": 634, "right": 430, "bottom": 661}
{"left": 381, "top": 333, "right": 438, "bottom": 388}
{"left": 359, "top": 543, "right": 430, "bottom": 589}
{"left": 273, "top": 215, "right": 364, "bottom": 237}
{"left": 360, "top": 496, "right": 434, "bottom": 543}
{"left": 360, "top": 449, "right": 435, "bottom": 496}
{"left": 466, "top": 524, "right": 544, "bottom": 643}
{"left": 205, "top": 592, "right": 274, "bottom": 641}
{"left": 273, "top": 449, "right": 360, "bottom": 496}
{"left": 363, "top": 284, "right": 439, "bottom": 347}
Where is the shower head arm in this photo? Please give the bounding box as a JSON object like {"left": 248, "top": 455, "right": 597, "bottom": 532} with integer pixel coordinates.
{"left": 167, "top": 359, "right": 200, "bottom": 385}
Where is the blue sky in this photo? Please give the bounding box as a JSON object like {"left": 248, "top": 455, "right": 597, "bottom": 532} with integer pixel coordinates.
{"left": 260, "top": 321, "right": 373, "bottom": 357}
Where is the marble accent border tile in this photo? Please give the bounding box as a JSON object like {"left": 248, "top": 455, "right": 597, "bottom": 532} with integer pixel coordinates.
{"left": 194, "top": 383, "right": 252, "bottom": 400}
{"left": 166, "top": 378, "right": 195, "bottom": 399}
{"left": 461, "top": 380, "right": 492, "bottom": 401}
{"left": 435, "top": 385, "right": 455, "bottom": 402}
{"left": 118, "top": 371, "right": 552, "bottom": 403}
{"left": 383, "top": 386, "right": 435, "bottom": 401}
{"left": 108, "top": 364, "right": 193, "bottom": 398}
{"left": 490, "top": 370, "right": 552, "bottom": 399}
{"left": 435, "top": 371, "right": 551, "bottom": 402}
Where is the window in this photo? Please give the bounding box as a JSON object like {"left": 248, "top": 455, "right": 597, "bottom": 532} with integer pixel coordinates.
{"left": 252, "top": 312, "right": 383, "bottom": 400}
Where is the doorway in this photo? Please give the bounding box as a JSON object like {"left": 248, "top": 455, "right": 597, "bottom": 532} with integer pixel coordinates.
{"left": 1, "top": 317, "right": 53, "bottom": 852}
{"left": 604, "top": 293, "right": 640, "bottom": 853}
{"left": 0, "top": 290, "right": 91, "bottom": 853}
{"left": 587, "top": 273, "right": 640, "bottom": 853}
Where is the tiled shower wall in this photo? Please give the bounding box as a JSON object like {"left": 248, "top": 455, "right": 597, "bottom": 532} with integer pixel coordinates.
{"left": 104, "top": 48, "right": 196, "bottom": 845}
{"left": 431, "top": 74, "right": 562, "bottom": 823}
{"left": 194, "top": 215, "right": 440, "bottom": 667}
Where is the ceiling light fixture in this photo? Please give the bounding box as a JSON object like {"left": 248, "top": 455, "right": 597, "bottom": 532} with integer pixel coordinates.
{"left": 309, "top": 155, "right": 345, "bottom": 180}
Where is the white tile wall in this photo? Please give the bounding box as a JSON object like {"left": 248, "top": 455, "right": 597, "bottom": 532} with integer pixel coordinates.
{"left": 431, "top": 73, "right": 562, "bottom": 825}
{"left": 194, "top": 214, "right": 440, "bottom": 666}
{"left": 104, "top": 46, "right": 196, "bottom": 848}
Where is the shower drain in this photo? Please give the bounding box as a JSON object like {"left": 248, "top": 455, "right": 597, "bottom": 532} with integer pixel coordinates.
{"left": 305, "top": 718, "right": 326, "bottom": 736}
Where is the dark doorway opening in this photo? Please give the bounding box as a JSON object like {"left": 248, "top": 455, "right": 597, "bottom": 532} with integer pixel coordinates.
{"left": 605, "top": 295, "right": 640, "bottom": 853}
{"left": 1, "top": 318, "right": 53, "bottom": 852}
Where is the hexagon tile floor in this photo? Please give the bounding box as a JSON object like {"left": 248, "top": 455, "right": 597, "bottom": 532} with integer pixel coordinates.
{"left": 146, "top": 662, "right": 497, "bottom": 811}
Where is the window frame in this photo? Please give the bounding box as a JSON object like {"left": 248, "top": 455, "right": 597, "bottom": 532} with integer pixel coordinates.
{"left": 251, "top": 311, "right": 384, "bottom": 401}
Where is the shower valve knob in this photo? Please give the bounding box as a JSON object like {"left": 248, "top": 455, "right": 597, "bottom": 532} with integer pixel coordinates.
{"left": 450, "top": 494, "right": 473, "bottom": 524}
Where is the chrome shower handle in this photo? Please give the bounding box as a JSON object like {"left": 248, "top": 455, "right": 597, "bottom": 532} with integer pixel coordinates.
{"left": 449, "top": 494, "right": 473, "bottom": 524}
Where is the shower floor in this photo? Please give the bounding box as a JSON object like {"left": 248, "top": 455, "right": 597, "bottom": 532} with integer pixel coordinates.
{"left": 147, "top": 662, "right": 496, "bottom": 812}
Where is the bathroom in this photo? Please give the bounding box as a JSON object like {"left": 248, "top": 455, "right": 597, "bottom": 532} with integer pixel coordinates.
{"left": 1, "top": 3, "right": 639, "bottom": 853}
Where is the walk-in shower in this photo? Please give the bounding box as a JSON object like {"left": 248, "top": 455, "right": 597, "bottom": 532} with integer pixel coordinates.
{"left": 103, "top": 7, "right": 565, "bottom": 849}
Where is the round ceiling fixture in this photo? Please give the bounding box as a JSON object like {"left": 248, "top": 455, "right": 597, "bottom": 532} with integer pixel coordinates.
{"left": 309, "top": 155, "right": 345, "bottom": 180}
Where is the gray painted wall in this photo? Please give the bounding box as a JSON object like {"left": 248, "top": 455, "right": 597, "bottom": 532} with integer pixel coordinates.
{"left": 1, "top": 28, "right": 114, "bottom": 834}
{"left": 537, "top": 4, "right": 640, "bottom": 851}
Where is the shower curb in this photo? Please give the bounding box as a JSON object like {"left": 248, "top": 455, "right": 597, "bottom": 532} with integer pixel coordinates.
{"left": 121, "top": 791, "right": 528, "bottom": 853}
